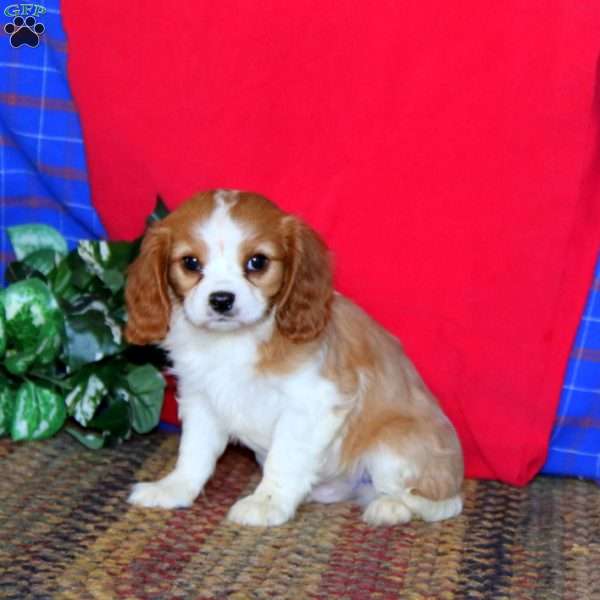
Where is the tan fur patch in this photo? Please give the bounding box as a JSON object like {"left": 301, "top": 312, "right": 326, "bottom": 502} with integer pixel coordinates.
{"left": 256, "top": 328, "right": 320, "bottom": 375}
{"left": 124, "top": 226, "right": 172, "bottom": 345}
{"left": 275, "top": 217, "right": 333, "bottom": 342}
{"left": 230, "top": 193, "right": 291, "bottom": 307}
{"left": 231, "top": 192, "right": 333, "bottom": 343}
{"left": 124, "top": 192, "right": 216, "bottom": 343}
{"left": 322, "top": 296, "right": 463, "bottom": 501}
{"left": 168, "top": 238, "right": 208, "bottom": 299}
{"left": 238, "top": 239, "right": 285, "bottom": 300}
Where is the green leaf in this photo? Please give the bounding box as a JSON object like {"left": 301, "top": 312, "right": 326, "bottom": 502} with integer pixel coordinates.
{"left": 76, "top": 241, "right": 134, "bottom": 294}
{"left": 146, "top": 195, "right": 170, "bottom": 226}
{"left": 47, "top": 256, "right": 73, "bottom": 299}
{"left": 11, "top": 381, "right": 66, "bottom": 441}
{"left": 69, "top": 296, "right": 123, "bottom": 322}
{"left": 3, "top": 279, "right": 64, "bottom": 374}
{"left": 65, "top": 425, "right": 105, "bottom": 449}
{"left": 66, "top": 251, "right": 94, "bottom": 291}
{"left": 102, "top": 269, "right": 125, "bottom": 293}
{"left": 28, "top": 369, "right": 72, "bottom": 391}
{"left": 8, "top": 224, "right": 68, "bottom": 261}
{"left": 4, "top": 260, "right": 45, "bottom": 285}
{"left": 77, "top": 240, "right": 110, "bottom": 276}
{"left": 0, "top": 296, "right": 5, "bottom": 358}
{"left": 126, "top": 365, "right": 166, "bottom": 434}
{"left": 65, "top": 301, "right": 124, "bottom": 371}
{"left": 3, "top": 208, "right": 167, "bottom": 447}
{"left": 64, "top": 372, "right": 107, "bottom": 426}
{"left": 4, "top": 348, "right": 38, "bottom": 376}
{"left": 88, "top": 397, "right": 130, "bottom": 437}
{"left": 63, "top": 309, "right": 123, "bottom": 371}
{"left": 23, "top": 249, "right": 64, "bottom": 277}
{"left": 103, "top": 241, "right": 136, "bottom": 272}
{"left": 0, "top": 380, "right": 14, "bottom": 437}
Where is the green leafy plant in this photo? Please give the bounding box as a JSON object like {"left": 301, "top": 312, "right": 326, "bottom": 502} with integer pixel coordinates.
{"left": 0, "top": 199, "right": 170, "bottom": 448}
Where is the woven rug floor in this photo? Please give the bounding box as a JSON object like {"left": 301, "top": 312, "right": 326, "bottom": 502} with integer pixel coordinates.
{"left": 1, "top": 432, "right": 600, "bottom": 600}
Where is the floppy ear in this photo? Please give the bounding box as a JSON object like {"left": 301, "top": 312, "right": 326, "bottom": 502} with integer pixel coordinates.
{"left": 124, "top": 226, "right": 171, "bottom": 345}
{"left": 276, "top": 217, "right": 333, "bottom": 342}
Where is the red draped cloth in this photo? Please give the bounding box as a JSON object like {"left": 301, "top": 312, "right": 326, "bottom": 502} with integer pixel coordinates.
{"left": 64, "top": 1, "right": 600, "bottom": 484}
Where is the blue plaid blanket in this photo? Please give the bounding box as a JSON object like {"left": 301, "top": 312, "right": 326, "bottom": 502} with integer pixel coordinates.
{"left": 543, "top": 254, "right": 600, "bottom": 480}
{"left": 0, "top": 0, "right": 105, "bottom": 282}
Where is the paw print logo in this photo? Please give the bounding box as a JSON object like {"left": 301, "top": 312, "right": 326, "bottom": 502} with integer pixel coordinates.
{"left": 4, "top": 16, "right": 45, "bottom": 48}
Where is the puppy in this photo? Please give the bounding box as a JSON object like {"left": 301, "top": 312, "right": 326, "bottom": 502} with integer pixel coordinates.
{"left": 125, "top": 190, "right": 463, "bottom": 526}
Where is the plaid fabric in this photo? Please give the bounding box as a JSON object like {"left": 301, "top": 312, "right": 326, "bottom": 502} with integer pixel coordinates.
{"left": 0, "top": 0, "right": 105, "bottom": 282}
{"left": 543, "top": 253, "right": 600, "bottom": 479}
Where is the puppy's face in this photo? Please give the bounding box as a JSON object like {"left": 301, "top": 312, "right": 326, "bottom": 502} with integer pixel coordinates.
{"left": 168, "top": 192, "right": 286, "bottom": 332}
{"left": 125, "top": 190, "right": 332, "bottom": 344}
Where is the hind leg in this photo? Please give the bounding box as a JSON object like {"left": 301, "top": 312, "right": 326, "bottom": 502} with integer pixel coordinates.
{"left": 363, "top": 495, "right": 413, "bottom": 525}
{"left": 361, "top": 450, "right": 416, "bottom": 525}
{"left": 362, "top": 448, "right": 462, "bottom": 526}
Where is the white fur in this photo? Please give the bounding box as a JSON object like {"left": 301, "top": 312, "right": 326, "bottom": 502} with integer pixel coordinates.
{"left": 128, "top": 197, "right": 462, "bottom": 526}
{"left": 361, "top": 448, "right": 462, "bottom": 524}
{"left": 182, "top": 195, "right": 269, "bottom": 332}
{"left": 129, "top": 306, "right": 348, "bottom": 526}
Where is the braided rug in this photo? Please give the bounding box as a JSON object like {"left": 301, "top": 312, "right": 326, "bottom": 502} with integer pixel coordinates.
{"left": 1, "top": 432, "right": 599, "bottom": 599}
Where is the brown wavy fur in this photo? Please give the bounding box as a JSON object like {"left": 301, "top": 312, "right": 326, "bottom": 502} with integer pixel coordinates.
{"left": 275, "top": 217, "right": 333, "bottom": 342}
{"left": 124, "top": 226, "right": 171, "bottom": 345}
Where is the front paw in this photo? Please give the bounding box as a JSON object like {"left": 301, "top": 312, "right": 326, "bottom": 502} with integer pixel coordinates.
{"left": 227, "top": 493, "right": 293, "bottom": 527}
{"left": 128, "top": 477, "right": 198, "bottom": 509}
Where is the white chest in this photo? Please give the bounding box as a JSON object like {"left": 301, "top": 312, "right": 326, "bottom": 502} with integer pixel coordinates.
{"left": 164, "top": 312, "right": 342, "bottom": 458}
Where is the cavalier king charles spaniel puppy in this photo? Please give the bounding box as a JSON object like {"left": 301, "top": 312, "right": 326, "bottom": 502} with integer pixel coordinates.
{"left": 125, "top": 190, "right": 463, "bottom": 526}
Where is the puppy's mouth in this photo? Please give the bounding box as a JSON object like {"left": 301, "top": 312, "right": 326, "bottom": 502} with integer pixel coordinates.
{"left": 203, "top": 309, "right": 270, "bottom": 332}
{"left": 205, "top": 313, "right": 244, "bottom": 330}
{"left": 208, "top": 309, "right": 239, "bottom": 322}
{"left": 182, "top": 297, "right": 268, "bottom": 331}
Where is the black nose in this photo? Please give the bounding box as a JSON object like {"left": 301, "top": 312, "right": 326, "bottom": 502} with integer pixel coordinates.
{"left": 208, "top": 291, "right": 235, "bottom": 314}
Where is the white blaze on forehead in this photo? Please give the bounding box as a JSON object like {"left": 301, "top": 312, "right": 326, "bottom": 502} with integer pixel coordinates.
{"left": 183, "top": 190, "right": 271, "bottom": 328}
{"left": 213, "top": 189, "right": 239, "bottom": 206}
{"left": 195, "top": 192, "right": 246, "bottom": 268}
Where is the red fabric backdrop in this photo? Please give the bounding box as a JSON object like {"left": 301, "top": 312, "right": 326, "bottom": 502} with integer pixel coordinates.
{"left": 63, "top": 1, "right": 600, "bottom": 485}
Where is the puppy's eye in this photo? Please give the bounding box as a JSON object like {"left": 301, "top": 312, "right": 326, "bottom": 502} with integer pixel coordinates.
{"left": 245, "top": 254, "right": 269, "bottom": 273}
{"left": 182, "top": 256, "right": 202, "bottom": 273}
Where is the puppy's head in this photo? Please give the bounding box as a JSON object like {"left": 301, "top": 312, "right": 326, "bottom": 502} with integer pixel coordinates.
{"left": 124, "top": 190, "right": 332, "bottom": 345}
